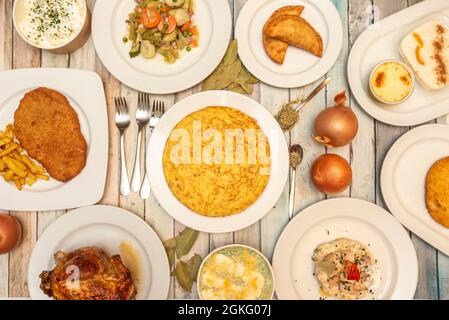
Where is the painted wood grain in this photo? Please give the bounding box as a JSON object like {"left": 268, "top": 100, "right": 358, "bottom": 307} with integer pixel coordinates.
{"left": 1, "top": 0, "right": 449, "bottom": 300}
{"left": 0, "top": 0, "right": 13, "bottom": 298}
{"left": 8, "top": 15, "right": 41, "bottom": 297}
{"left": 348, "top": 0, "right": 376, "bottom": 203}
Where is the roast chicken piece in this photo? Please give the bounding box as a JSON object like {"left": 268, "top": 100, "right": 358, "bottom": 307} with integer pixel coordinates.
{"left": 40, "top": 246, "right": 136, "bottom": 300}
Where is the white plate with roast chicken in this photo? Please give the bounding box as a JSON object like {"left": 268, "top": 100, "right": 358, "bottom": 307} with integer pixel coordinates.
{"left": 273, "top": 198, "right": 418, "bottom": 300}
{"left": 27, "top": 205, "right": 170, "bottom": 300}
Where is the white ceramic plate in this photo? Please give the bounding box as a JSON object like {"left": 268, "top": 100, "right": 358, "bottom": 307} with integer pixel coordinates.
{"left": 28, "top": 205, "right": 170, "bottom": 300}
{"left": 0, "top": 68, "right": 108, "bottom": 212}
{"left": 381, "top": 124, "right": 449, "bottom": 256}
{"left": 92, "top": 0, "right": 232, "bottom": 94}
{"left": 235, "top": 0, "right": 342, "bottom": 88}
{"left": 273, "top": 198, "right": 418, "bottom": 300}
{"left": 348, "top": 0, "right": 449, "bottom": 126}
{"left": 147, "top": 91, "right": 289, "bottom": 233}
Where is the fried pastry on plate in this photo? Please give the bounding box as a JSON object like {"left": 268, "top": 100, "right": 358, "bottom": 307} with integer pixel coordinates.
{"left": 263, "top": 6, "right": 304, "bottom": 64}
{"left": 266, "top": 16, "right": 323, "bottom": 57}
{"left": 426, "top": 156, "right": 449, "bottom": 228}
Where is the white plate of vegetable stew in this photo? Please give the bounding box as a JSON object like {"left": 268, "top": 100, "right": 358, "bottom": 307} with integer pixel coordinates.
{"left": 92, "top": 0, "right": 232, "bottom": 94}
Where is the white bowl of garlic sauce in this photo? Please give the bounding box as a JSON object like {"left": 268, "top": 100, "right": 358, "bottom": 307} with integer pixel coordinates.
{"left": 13, "top": 0, "right": 90, "bottom": 54}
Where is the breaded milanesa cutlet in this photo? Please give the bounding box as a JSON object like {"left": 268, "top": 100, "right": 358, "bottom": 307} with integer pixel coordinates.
{"left": 14, "top": 87, "right": 87, "bottom": 182}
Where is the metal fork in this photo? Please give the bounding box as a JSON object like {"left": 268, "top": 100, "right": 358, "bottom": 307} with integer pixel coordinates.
{"left": 115, "top": 97, "right": 131, "bottom": 197}
{"left": 140, "top": 100, "right": 165, "bottom": 200}
{"left": 130, "top": 92, "right": 151, "bottom": 192}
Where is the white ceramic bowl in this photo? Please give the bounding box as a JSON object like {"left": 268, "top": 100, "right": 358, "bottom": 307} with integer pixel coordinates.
{"left": 368, "top": 59, "right": 415, "bottom": 105}
{"left": 147, "top": 91, "right": 289, "bottom": 233}
{"left": 197, "top": 244, "right": 275, "bottom": 300}
{"left": 13, "top": 0, "right": 91, "bottom": 54}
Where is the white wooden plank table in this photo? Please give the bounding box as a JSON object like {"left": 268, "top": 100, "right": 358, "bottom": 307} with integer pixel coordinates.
{"left": 0, "top": 0, "right": 446, "bottom": 299}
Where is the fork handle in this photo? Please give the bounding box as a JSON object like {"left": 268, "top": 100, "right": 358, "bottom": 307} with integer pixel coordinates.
{"left": 131, "top": 127, "right": 144, "bottom": 192}
{"left": 140, "top": 128, "right": 152, "bottom": 200}
{"left": 120, "top": 133, "right": 131, "bottom": 197}
{"left": 140, "top": 170, "right": 151, "bottom": 200}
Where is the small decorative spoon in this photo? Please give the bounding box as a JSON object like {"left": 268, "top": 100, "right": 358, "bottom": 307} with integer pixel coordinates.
{"left": 288, "top": 144, "right": 304, "bottom": 220}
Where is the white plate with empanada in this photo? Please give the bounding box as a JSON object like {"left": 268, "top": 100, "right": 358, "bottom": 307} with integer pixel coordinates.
{"left": 235, "top": 0, "right": 343, "bottom": 88}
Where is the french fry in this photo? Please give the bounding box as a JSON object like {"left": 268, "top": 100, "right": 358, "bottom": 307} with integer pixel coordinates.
{"left": 5, "top": 125, "right": 14, "bottom": 140}
{"left": 0, "top": 123, "right": 50, "bottom": 191}
{"left": 36, "top": 174, "right": 50, "bottom": 181}
{"left": 21, "top": 155, "right": 45, "bottom": 174}
{"left": 0, "top": 143, "right": 18, "bottom": 157}
{"left": 2, "top": 156, "right": 28, "bottom": 178}
{"left": 0, "top": 138, "right": 11, "bottom": 147}
{"left": 12, "top": 176, "right": 23, "bottom": 191}
{"left": 26, "top": 177, "right": 37, "bottom": 186}
{"left": 2, "top": 169, "right": 15, "bottom": 182}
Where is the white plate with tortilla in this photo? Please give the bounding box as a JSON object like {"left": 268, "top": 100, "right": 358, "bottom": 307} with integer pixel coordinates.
{"left": 273, "top": 198, "right": 418, "bottom": 300}
{"left": 28, "top": 205, "right": 170, "bottom": 300}
{"left": 235, "top": 0, "right": 342, "bottom": 88}
{"left": 348, "top": 0, "right": 449, "bottom": 126}
{"left": 0, "top": 68, "right": 108, "bottom": 212}
{"left": 147, "top": 90, "right": 289, "bottom": 233}
{"left": 92, "top": 0, "right": 232, "bottom": 94}
{"left": 381, "top": 124, "right": 449, "bottom": 256}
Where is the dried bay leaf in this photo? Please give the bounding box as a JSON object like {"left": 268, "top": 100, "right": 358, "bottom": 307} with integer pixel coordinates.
{"left": 202, "top": 60, "right": 242, "bottom": 91}
{"left": 187, "top": 254, "right": 203, "bottom": 282}
{"left": 223, "top": 39, "right": 238, "bottom": 66}
{"left": 175, "top": 227, "right": 199, "bottom": 258}
{"left": 201, "top": 39, "right": 258, "bottom": 94}
{"left": 175, "top": 260, "right": 194, "bottom": 292}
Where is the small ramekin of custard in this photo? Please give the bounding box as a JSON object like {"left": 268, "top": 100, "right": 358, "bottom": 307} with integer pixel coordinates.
{"left": 369, "top": 60, "right": 415, "bottom": 105}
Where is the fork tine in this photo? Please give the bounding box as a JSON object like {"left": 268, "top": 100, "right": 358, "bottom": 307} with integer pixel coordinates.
{"left": 151, "top": 100, "right": 156, "bottom": 117}
{"left": 145, "top": 94, "right": 151, "bottom": 113}
{"left": 161, "top": 101, "right": 165, "bottom": 114}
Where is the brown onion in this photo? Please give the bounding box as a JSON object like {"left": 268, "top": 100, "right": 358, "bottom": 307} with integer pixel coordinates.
{"left": 0, "top": 214, "right": 22, "bottom": 254}
{"left": 311, "top": 154, "right": 352, "bottom": 194}
{"left": 313, "top": 91, "right": 358, "bottom": 148}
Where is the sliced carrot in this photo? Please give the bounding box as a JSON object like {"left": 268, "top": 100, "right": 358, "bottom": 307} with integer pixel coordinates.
{"left": 189, "top": 26, "right": 199, "bottom": 36}
{"left": 140, "top": 8, "right": 161, "bottom": 28}
{"left": 181, "top": 21, "right": 191, "bottom": 31}
{"left": 158, "top": 15, "right": 177, "bottom": 33}
{"left": 191, "top": 38, "right": 199, "bottom": 48}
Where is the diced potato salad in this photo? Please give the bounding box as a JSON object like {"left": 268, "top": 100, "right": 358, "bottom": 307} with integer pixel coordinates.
{"left": 125, "top": 0, "right": 199, "bottom": 63}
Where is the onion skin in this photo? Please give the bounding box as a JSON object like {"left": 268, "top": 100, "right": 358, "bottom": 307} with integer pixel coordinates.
{"left": 313, "top": 91, "right": 359, "bottom": 148}
{"left": 311, "top": 154, "right": 352, "bottom": 194}
{"left": 0, "top": 214, "right": 22, "bottom": 254}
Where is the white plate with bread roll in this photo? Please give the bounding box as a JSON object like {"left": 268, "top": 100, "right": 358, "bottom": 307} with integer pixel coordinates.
{"left": 348, "top": 0, "right": 449, "bottom": 126}
{"left": 381, "top": 124, "right": 449, "bottom": 256}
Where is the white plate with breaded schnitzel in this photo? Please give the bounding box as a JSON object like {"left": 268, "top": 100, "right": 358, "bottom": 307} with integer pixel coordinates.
{"left": 0, "top": 68, "right": 108, "bottom": 211}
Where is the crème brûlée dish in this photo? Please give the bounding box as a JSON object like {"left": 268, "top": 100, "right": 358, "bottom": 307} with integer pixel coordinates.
{"left": 162, "top": 106, "right": 271, "bottom": 217}
{"left": 198, "top": 246, "right": 274, "bottom": 300}
{"left": 369, "top": 61, "right": 414, "bottom": 104}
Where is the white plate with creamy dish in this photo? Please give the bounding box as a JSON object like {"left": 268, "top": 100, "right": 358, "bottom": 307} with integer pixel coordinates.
{"left": 13, "top": 0, "right": 90, "bottom": 53}
{"left": 197, "top": 245, "right": 274, "bottom": 300}
{"left": 273, "top": 198, "right": 418, "bottom": 300}
{"left": 92, "top": 0, "right": 232, "bottom": 94}
{"left": 348, "top": 0, "right": 449, "bottom": 126}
